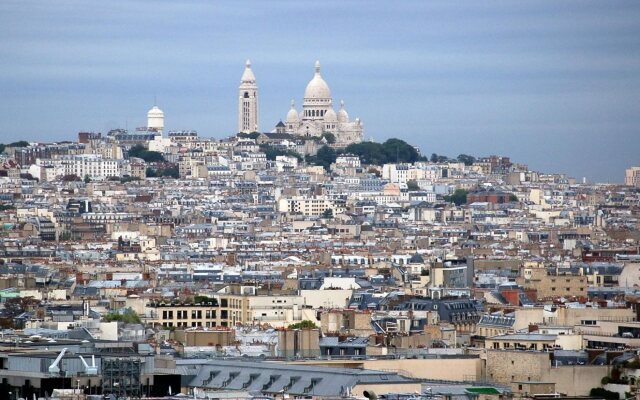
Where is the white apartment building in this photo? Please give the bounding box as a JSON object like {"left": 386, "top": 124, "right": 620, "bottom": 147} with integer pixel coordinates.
{"left": 383, "top": 163, "right": 411, "bottom": 184}
{"left": 37, "top": 155, "right": 123, "bottom": 180}
{"left": 278, "top": 196, "right": 345, "bottom": 216}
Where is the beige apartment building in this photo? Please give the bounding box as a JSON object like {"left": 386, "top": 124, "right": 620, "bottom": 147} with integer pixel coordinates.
{"left": 625, "top": 166, "right": 640, "bottom": 187}
{"left": 146, "top": 287, "right": 312, "bottom": 329}
{"left": 517, "top": 266, "right": 587, "bottom": 300}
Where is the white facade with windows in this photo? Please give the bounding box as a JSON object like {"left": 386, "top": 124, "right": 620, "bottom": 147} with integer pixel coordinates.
{"left": 46, "top": 155, "right": 124, "bottom": 180}
{"left": 278, "top": 196, "right": 345, "bottom": 216}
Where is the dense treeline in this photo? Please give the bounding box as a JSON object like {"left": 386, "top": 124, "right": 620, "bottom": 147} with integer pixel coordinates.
{"left": 345, "top": 138, "right": 426, "bottom": 165}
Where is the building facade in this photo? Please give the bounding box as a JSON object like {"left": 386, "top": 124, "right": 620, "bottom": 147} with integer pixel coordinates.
{"left": 625, "top": 166, "right": 640, "bottom": 188}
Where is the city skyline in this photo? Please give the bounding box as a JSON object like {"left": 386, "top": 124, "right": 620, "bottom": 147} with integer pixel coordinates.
{"left": 1, "top": 0, "right": 639, "bottom": 182}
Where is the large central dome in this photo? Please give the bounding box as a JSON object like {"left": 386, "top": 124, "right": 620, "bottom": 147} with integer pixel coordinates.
{"left": 304, "top": 61, "right": 331, "bottom": 100}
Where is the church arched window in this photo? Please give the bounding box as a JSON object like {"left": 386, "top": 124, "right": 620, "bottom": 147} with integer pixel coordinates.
{"left": 244, "top": 92, "right": 249, "bottom": 98}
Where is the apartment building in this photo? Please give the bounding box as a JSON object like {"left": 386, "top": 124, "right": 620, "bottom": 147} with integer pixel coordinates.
{"left": 625, "top": 166, "right": 640, "bottom": 188}
{"left": 517, "top": 267, "right": 587, "bottom": 300}
{"left": 278, "top": 196, "right": 346, "bottom": 216}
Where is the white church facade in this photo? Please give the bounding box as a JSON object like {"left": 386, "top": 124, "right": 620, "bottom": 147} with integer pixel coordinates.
{"left": 238, "top": 60, "right": 363, "bottom": 147}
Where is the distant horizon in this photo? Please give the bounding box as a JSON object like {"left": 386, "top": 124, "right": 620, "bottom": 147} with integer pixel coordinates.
{"left": 1, "top": 1, "right": 639, "bottom": 183}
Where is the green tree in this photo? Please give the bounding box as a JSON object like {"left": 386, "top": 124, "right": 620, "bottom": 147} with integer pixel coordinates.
{"left": 457, "top": 154, "right": 476, "bottom": 166}
{"left": 103, "top": 308, "right": 141, "bottom": 324}
{"left": 344, "top": 141, "right": 387, "bottom": 165}
{"left": 430, "top": 153, "right": 450, "bottom": 163}
{"left": 311, "top": 145, "right": 337, "bottom": 170}
{"left": 509, "top": 193, "right": 518, "bottom": 202}
{"left": 406, "top": 180, "right": 420, "bottom": 191}
{"left": 7, "top": 141, "right": 29, "bottom": 147}
{"left": 345, "top": 139, "right": 423, "bottom": 165}
{"left": 129, "top": 144, "right": 165, "bottom": 162}
{"left": 444, "top": 189, "right": 468, "bottom": 206}
{"left": 381, "top": 138, "right": 422, "bottom": 163}
{"left": 288, "top": 320, "right": 318, "bottom": 329}
{"left": 321, "top": 132, "right": 336, "bottom": 144}
{"left": 322, "top": 208, "right": 334, "bottom": 219}
{"left": 160, "top": 165, "right": 180, "bottom": 178}
{"left": 83, "top": 174, "right": 91, "bottom": 184}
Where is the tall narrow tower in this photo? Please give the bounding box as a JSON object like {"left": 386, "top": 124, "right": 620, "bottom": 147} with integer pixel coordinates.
{"left": 238, "top": 59, "right": 259, "bottom": 133}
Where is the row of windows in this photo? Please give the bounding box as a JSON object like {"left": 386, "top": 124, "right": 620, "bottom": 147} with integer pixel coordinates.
{"left": 161, "top": 309, "right": 225, "bottom": 319}
{"left": 304, "top": 109, "right": 326, "bottom": 117}
{"left": 162, "top": 321, "right": 228, "bottom": 328}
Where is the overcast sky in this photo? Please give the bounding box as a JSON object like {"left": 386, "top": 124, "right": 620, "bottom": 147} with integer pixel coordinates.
{"left": 1, "top": 0, "right": 639, "bottom": 182}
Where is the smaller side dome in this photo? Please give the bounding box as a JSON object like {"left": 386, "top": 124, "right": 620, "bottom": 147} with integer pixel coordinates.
{"left": 337, "top": 100, "right": 349, "bottom": 123}
{"left": 324, "top": 108, "right": 338, "bottom": 122}
{"left": 286, "top": 100, "right": 299, "bottom": 123}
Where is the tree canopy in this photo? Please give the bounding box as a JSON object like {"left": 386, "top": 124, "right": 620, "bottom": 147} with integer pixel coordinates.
{"left": 406, "top": 180, "right": 420, "bottom": 191}
{"left": 444, "top": 189, "right": 468, "bottom": 206}
{"left": 146, "top": 165, "right": 179, "bottom": 178}
{"left": 259, "top": 144, "right": 302, "bottom": 161}
{"left": 321, "top": 132, "right": 336, "bottom": 144}
{"left": 322, "top": 208, "right": 334, "bottom": 218}
{"left": 344, "top": 139, "right": 424, "bottom": 165}
{"left": 430, "top": 153, "right": 450, "bottom": 163}
{"left": 288, "top": 320, "right": 318, "bottom": 330}
{"left": 307, "top": 145, "right": 337, "bottom": 170}
{"left": 129, "top": 144, "right": 165, "bottom": 163}
{"left": 457, "top": 154, "right": 476, "bottom": 166}
{"left": 103, "top": 308, "right": 141, "bottom": 324}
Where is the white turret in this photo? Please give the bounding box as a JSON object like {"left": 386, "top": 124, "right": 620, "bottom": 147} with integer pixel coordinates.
{"left": 147, "top": 105, "right": 164, "bottom": 132}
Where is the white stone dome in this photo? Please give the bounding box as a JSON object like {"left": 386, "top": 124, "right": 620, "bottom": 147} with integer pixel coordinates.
{"left": 286, "top": 100, "right": 299, "bottom": 122}
{"left": 147, "top": 105, "right": 164, "bottom": 130}
{"left": 324, "top": 108, "right": 338, "bottom": 122}
{"left": 304, "top": 61, "right": 331, "bottom": 99}
{"left": 337, "top": 100, "right": 349, "bottom": 123}
{"left": 148, "top": 105, "right": 164, "bottom": 118}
